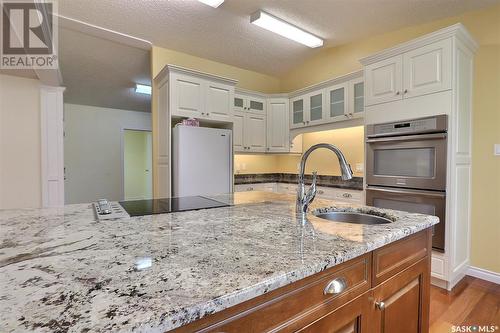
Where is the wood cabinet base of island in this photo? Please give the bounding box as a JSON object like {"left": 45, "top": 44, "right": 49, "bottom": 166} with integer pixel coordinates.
{"left": 170, "top": 229, "right": 432, "bottom": 333}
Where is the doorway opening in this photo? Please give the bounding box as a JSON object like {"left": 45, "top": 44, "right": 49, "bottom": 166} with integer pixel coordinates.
{"left": 123, "top": 129, "right": 152, "bottom": 200}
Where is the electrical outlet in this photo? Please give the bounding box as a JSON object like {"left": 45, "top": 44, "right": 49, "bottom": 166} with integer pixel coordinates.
{"left": 355, "top": 163, "right": 364, "bottom": 172}
{"left": 495, "top": 144, "right": 500, "bottom": 156}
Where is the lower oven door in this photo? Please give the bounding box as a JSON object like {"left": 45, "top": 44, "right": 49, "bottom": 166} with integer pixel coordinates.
{"left": 366, "top": 186, "right": 445, "bottom": 252}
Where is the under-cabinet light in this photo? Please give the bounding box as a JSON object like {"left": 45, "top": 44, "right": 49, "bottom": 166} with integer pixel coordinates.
{"left": 250, "top": 10, "right": 323, "bottom": 48}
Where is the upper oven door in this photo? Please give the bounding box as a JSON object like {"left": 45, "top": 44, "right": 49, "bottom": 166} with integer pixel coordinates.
{"left": 366, "top": 133, "right": 447, "bottom": 190}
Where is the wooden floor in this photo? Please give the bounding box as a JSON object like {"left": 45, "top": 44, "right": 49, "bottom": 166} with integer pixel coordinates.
{"left": 430, "top": 276, "right": 500, "bottom": 332}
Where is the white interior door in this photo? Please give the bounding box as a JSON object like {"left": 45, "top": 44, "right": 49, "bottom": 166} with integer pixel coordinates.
{"left": 403, "top": 39, "right": 452, "bottom": 98}
{"left": 365, "top": 55, "right": 403, "bottom": 106}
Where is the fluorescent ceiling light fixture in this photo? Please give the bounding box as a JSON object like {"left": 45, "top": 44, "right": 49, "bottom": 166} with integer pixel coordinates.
{"left": 197, "top": 0, "right": 224, "bottom": 8}
{"left": 135, "top": 84, "right": 151, "bottom": 95}
{"left": 250, "top": 10, "right": 323, "bottom": 48}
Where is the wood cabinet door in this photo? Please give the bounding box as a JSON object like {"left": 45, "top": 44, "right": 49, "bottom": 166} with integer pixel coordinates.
{"left": 244, "top": 113, "right": 266, "bottom": 152}
{"left": 364, "top": 55, "right": 403, "bottom": 106}
{"left": 266, "top": 98, "right": 289, "bottom": 153}
{"left": 371, "top": 258, "right": 430, "bottom": 333}
{"left": 232, "top": 111, "right": 245, "bottom": 152}
{"left": 296, "top": 293, "right": 370, "bottom": 333}
{"left": 206, "top": 82, "right": 232, "bottom": 121}
{"left": 170, "top": 74, "right": 205, "bottom": 118}
{"left": 403, "top": 39, "right": 452, "bottom": 99}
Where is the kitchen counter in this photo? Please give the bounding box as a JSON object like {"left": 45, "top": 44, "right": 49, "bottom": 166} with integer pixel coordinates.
{"left": 0, "top": 192, "right": 438, "bottom": 333}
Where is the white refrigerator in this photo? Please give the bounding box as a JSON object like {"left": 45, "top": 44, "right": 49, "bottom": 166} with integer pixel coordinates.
{"left": 172, "top": 126, "right": 233, "bottom": 197}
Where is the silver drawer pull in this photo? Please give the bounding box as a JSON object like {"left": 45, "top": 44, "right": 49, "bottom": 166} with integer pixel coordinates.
{"left": 323, "top": 277, "right": 347, "bottom": 295}
{"left": 318, "top": 190, "right": 324, "bottom": 195}
{"left": 342, "top": 193, "right": 352, "bottom": 198}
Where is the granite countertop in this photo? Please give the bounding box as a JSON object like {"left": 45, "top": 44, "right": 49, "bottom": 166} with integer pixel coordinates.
{"left": 0, "top": 192, "right": 438, "bottom": 333}
{"left": 234, "top": 173, "right": 363, "bottom": 190}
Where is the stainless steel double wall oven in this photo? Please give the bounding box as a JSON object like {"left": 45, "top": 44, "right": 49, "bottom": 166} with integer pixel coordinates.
{"left": 365, "top": 115, "right": 448, "bottom": 251}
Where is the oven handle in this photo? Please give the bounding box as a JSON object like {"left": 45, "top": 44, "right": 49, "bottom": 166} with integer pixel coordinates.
{"left": 366, "top": 186, "right": 446, "bottom": 198}
{"left": 366, "top": 133, "right": 447, "bottom": 143}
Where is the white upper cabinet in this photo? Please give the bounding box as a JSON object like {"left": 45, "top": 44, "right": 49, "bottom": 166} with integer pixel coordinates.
{"left": 403, "top": 39, "right": 452, "bottom": 99}
{"left": 365, "top": 39, "right": 452, "bottom": 107}
{"left": 170, "top": 74, "right": 205, "bottom": 118}
{"left": 308, "top": 91, "right": 326, "bottom": 126}
{"left": 326, "top": 82, "right": 348, "bottom": 122}
{"left": 349, "top": 78, "right": 364, "bottom": 118}
{"left": 206, "top": 82, "right": 233, "bottom": 121}
{"left": 234, "top": 93, "right": 266, "bottom": 115}
{"left": 290, "top": 96, "right": 306, "bottom": 129}
{"left": 232, "top": 111, "right": 245, "bottom": 152}
{"left": 266, "top": 98, "right": 289, "bottom": 153}
{"left": 364, "top": 55, "right": 403, "bottom": 106}
{"left": 169, "top": 67, "right": 236, "bottom": 121}
{"left": 244, "top": 113, "right": 266, "bottom": 152}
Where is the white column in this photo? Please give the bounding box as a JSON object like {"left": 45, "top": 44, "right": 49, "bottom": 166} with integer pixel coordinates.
{"left": 40, "top": 85, "right": 65, "bottom": 207}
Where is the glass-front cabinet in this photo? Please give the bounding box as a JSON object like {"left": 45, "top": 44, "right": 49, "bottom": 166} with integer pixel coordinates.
{"left": 234, "top": 94, "right": 266, "bottom": 115}
{"left": 290, "top": 96, "right": 305, "bottom": 129}
{"left": 349, "top": 78, "right": 364, "bottom": 118}
{"left": 308, "top": 92, "right": 325, "bottom": 125}
{"left": 326, "top": 83, "right": 347, "bottom": 122}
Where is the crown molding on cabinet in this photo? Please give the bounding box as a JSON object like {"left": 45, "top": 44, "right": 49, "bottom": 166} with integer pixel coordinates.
{"left": 160, "top": 64, "right": 239, "bottom": 86}
{"left": 360, "top": 23, "right": 478, "bottom": 66}
{"left": 287, "top": 70, "right": 363, "bottom": 98}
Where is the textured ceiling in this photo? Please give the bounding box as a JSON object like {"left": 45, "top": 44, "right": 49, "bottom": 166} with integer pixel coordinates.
{"left": 58, "top": 0, "right": 499, "bottom": 76}
{"left": 59, "top": 27, "right": 151, "bottom": 112}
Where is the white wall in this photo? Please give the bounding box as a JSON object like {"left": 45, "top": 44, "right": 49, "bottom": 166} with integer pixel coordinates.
{"left": 0, "top": 74, "right": 42, "bottom": 209}
{"left": 64, "top": 104, "right": 151, "bottom": 204}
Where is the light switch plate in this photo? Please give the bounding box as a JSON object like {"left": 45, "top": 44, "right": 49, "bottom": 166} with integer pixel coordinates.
{"left": 495, "top": 144, "right": 500, "bottom": 156}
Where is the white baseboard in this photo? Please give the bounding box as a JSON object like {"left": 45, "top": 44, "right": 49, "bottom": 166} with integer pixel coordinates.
{"left": 467, "top": 266, "right": 500, "bottom": 285}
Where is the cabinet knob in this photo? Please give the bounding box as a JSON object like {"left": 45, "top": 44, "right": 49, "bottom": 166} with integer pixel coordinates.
{"left": 303, "top": 121, "right": 306, "bottom": 125}
{"left": 395, "top": 91, "right": 400, "bottom": 95}
{"left": 206, "top": 112, "right": 210, "bottom": 116}
{"left": 404, "top": 89, "right": 408, "bottom": 94}
{"left": 344, "top": 114, "right": 349, "bottom": 118}
{"left": 375, "top": 301, "right": 385, "bottom": 310}
{"left": 307, "top": 121, "right": 310, "bottom": 124}
{"left": 324, "top": 277, "right": 347, "bottom": 295}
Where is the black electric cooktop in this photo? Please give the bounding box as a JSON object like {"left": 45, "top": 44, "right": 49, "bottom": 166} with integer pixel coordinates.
{"left": 119, "top": 196, "right": 230, "bottom": 217}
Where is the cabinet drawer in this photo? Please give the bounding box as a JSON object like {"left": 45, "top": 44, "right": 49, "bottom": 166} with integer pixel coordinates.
{"left": 372, "top": 230, "right": 431, "bottom": 285}
{"left": 177, "top": 255, "right": 371, "bottom": 333}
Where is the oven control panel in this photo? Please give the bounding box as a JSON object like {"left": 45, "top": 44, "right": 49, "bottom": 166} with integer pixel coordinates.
{"left": 367, "top": 115, "right": 447, "bottom": 137}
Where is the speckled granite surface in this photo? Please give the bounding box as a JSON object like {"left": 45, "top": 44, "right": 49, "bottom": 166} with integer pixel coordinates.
{"left": 0, "top": 192, "right": 438, "bottom": 333}
{"left": 234, "top": 173, "right": 363, "bottom": 190}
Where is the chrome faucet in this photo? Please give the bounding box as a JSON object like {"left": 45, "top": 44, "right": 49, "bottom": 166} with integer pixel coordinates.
{"left": 296, "top": 143, "right": 353, "bottom": 215}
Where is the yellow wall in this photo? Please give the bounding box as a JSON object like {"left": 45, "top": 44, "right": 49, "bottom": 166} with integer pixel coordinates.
{"left": 152, "top": 47, "right": 281, "bottom": 93}
{"left": 0, "top": 74, "right": 42, "bottom": 209}
{"left": 234, "top": 155, "right": 280, "bottom": 174}
{"left": 277, "top": 5, "right": 500, "bottom": 273}
{"left": 277, "top": 127, "right": 365, "bottom": 177}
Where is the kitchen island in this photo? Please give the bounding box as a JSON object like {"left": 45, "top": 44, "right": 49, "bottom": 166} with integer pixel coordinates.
{"left": 0, "top": 192, "right": 438, "bottom": 332}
